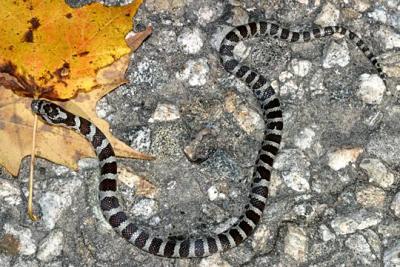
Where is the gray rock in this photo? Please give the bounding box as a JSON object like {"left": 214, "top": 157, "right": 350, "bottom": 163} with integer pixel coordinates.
{"left": 177, "top": 27, "right": 205, "bottom": 54}
{"left": 37, "top": 231, "right": 64, "bottom": 262}
{"left": 345, "top": 234, "right": 375, "bottom": 264}
{"left": 384, "top": 242, "right": 400, "bottom": 267}
{"left": 331, "top": 210, "right": 382, "bottom": 235}
{"left": 357, "top": 74, "right": 386, "bottom": 104}
{"left": 176, "top": 58, "right": 210, "bottom": 86}
{"left": 3, "top": 224, "right": 36, "bottom": 256}
{"left": 322, "top": 41, "right": 350, "bottom": 69}
{"left": 284, "top": 225, "right": 308, "bottom": 263}
{"left": 359, "top": 158, "right": 395, "bottom": 189}
{"left": 314, "top": 2, "right": 340, "bottom": 26}
{"left": 390, "top": 192, "right": 400, "bottom": 218}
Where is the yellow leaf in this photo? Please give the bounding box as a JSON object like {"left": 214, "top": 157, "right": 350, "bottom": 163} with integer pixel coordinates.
{"left": 0, "top": 0, "right": 142, "bottom": 99}
{"left": 0, "top": 54, "right": 154, "bottom": 176}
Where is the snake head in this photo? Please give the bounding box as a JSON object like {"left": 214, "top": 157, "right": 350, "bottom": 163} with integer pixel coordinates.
{"left": 31, "top": 99, "right": 68, "bottom": 124}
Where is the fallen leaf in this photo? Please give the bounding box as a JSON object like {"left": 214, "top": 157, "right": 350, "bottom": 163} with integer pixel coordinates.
{"left": 0, "top": 54, "right": 154, "bottom": 176}
{"left": 0, "top": 0, "right": 142, "bottom": 99}
{"left": 0, "top": 13, "right": 154, "bottom": 176}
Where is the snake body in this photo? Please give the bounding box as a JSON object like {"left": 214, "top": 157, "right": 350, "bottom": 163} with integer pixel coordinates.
{"left": 32, "top": 22, "right": 385, "bottom": 258}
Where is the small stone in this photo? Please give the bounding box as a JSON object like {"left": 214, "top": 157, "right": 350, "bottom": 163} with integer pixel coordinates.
{"left": 368, "top": 8, "right": 387, "bottom": 24}
{"left": 3, "top": 224, "right": 36, "bottom": 256}
{"left": 384, "top": 243, "right": 400, "bottom": 267}
{"left": 357, "top": 74, "right": 386, "bottom": 104}
{"left": 177, "top": 28, "right": 204, "bottom": 54}
{"left": 228, "top": 6, "right": 249, "bottom": 26}
{"left": 345, "top": 234, "right": 374, "bottom": 263}
{"left": 314, "top": 2, "right": 340, "bottom": 27}
{"left": 290, "top": 59, "right": 312, "bottom": 77}
{"left": 233, "top": 41, "right": 251, "bottom": 60}
{"left": 274, "top": 149, "right": 310, "bottom": 192}
{"left": 391, "top": 192, "right": 400, "bottom": 218}
{"left": 376, "top": 26, "right": 400, "bottom": 50}
{"left": 354, "top": 0, "right": 371, "bottom": 12}
{"left": 199, "top": 253, "right": 232, "bottom": 267}
{"left": 196, "top": 5, "right": 216, "bottom": 25}
{"left": 322, "top": 41, "right": 350, "bottom": 69}
{"left": 0, "top": 179, "right": 21, "bottom": 205}
{"left": 356, "top": 186, "right": 386, "bottom": 208}
{"left": 150, "top": 103, "right": 180, "bottom": 122}
{"left": 37, "top": 231, "right": 63, "bottom": 262}
{"left": 207, "top": 185, "right": 226, "bottom": 201}
{"left": 327, "top": 147, "right": 363, "bottom": 171}
{"left": 294, "top": 127, "right": 316, "bottom": 150}
{"left": 319, "top": 224, "right": 335, "bottom": 242}
{"left": 176, "top": 58, "right": 210, "bottom": 86}
{"left": 224, "top": 91, "right": 264, "bottom": 136}
{"left": 284, "top": 225, "right": 308, "bottom": 262}
{"left": 252, "top": 224, "right": 271, "bottom": 251}
{"left": 330, "top": 210, "right": 382, "bottom": 235}
{"left": 118, "top": 166, "right": 157, "bottom": 198}
{"left": 131, "top": 199, "right": 158, "bottom": 219}
{"left": 359, "top": 158, "right": 394, "bottom": 188}
{"left": 145, "top": 0, "right": 185, "bottom": 12}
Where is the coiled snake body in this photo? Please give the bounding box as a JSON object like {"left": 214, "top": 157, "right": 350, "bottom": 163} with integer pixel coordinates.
{"left": 32, "top": 22, "right": 385, "bottom": 258}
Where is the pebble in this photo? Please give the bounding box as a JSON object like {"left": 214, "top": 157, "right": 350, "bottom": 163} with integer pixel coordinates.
{"left": 330, "top": 210, "right": 382, "bottom": 235}
{"left": 391, "top": 192, "right": 400, "bottom": 218}
{"left": 118, "top": 166, "right": 157, "bottom": 198}
{"left": 131, "top": 198, "right": 158, "bottom": 219}
{"left": 145, "top": 0, "right": 185, "bottom": 12}
{"left": 228, "top": 6, "right": 249, "bottom": 26}
{"left": 357, "top": 74, "right": 386, "bottom": 104}
{"left": 3, "top": 224, "right": 36, "bottom": 256}
{"left": 176, "top": 58, "right": 210, "bottom": 86}
{"left": 199, "top": 254, "right": 232, "bottom": 267}
{"left": 278, "top": 71, "right": 303, "bottom": 100}
{"left": 376, "top": 26, "right": 400, "bottom": 49}
{"left": 368, "top": 8, "right": 388, "bottom": 24}
{"left": 39, "top": 177, "right": 82, "bottom": 229}
{"left": 354, "top": 0, "right": 372, "bottom": 12}
{"left": 252, "top": 224, "right": 271, "bottom": 251}
{"left": 294, "top": 127, "right": 316, "bottom": 150}
{"left": 207, "top": 185, "right": 226, "bottom": 201}
{"left": 274, "top": 149, "right": 310, "bottom": 192}
{"left": 224, "top": 91, "right": 264, "bottom": 136}
{"left": 327, "top": 147, "right": 363, "bottom": 171}
{"left": 319, "top": 224, "right": 335, "bottom": 242}
{"left": 284, "top": 225, "right": 308, "bottom": 262}
{"left": 359, "top": 158, "right": 394, "bottom": 188}
{"left": 314, "top": 2, "right": 340, "bottom": 27}
{"left": 384, "top": 243, "right": 400, "bottom": 267}
{"left": 177, "top": 28, "right": 204, "bottom": 54}
{"left": 196, "top": 5, "right": 218, "bottom": 25}
{"left": 0, "top": 179, "right": 21, "bottom": 205}
{"left": 36, "top": 231, "right": 63, "bottom": 262}
{"left": 322, "top": 41, "right": 350, "bottom": 69}
{"left": 345, "top": 234, "right": 374, "bottom": 263}
{"left": 356, "top": 186, "right": 386, "bottom": 208}
{"left": 149, "top": 103, "right": 180, "bottom": 122}
{"left": 290, "top": 59, "right": 312, "bottom": 77}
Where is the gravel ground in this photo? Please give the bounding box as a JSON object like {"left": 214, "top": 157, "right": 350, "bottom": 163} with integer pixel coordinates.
{"left": 1, "top": 0, "right": 400, "bottom": 266}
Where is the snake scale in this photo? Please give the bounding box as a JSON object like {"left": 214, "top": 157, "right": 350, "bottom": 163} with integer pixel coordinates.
{"left": 31, "top": 22, "right": 385, "bottom": 258}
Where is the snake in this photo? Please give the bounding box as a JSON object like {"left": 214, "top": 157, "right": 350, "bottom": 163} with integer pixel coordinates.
{"left": 31, "top": 22, "right": 385, "bottom": 258}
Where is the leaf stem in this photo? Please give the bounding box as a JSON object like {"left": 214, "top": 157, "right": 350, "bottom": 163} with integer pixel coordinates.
{"left": 28, "top": 113, "right": 39, "bottom": 221}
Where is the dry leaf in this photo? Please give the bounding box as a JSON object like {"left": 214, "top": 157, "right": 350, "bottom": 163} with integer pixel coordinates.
{"left": 0, "top": 54, "right": 154, "bottom": 176}
{"left": 0, "top": 0, "right": 142, "bottom": 99}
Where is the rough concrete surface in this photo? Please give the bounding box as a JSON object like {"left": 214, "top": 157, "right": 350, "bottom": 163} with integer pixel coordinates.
{"left": 1, "top": 0, "right": 399, "bottom": 266}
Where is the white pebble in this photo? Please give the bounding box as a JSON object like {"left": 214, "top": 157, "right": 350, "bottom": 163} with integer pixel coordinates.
{"left": 131, "top": 199, "right": 158, "bottom": 219}
{"left": 314, "top": 2, "right": 340, "bottom": 27}
{"left": 322, "top": 41, "right": 350, "bottom": 69}
{"left": 359, "top": 158, "right": 394, "bottom": 188}
{"left": 176, "top": 58, "right": 210, "bottom": 86}
{"left": 327, "top": 147, "right": 363, "bottom": 171}
{"left": 177, "top": 28, "right": 204, "bottom": 54}
{"left": 367, "top": 8, "right": 387, "bottom": 24}
{"left": 294, "top": 128, "right": 316, "bottom": 150}
{"left": 207, "top": 186, "right": 226, "bottom": 201}
{"left": 357, "top": 74, "right": 386, "bottom": 104}
{"left": 376, "top": 26, "right": 400, "bottom": 50}
{"left": 290, "top": 59, "right": 312, "bottom": 77}
{"left": 37, "top": 231, "right": 63, "bottom": 262}
{"left": 150, "top": 103, "right": 180, "bottom": 122}
{"left": 391, "top": 192, "right": 400, "bottom": 218}
{"left": 284, "top": 225, "right": 308, "bottom": 262}
{"left": 319, "top": 224, "right": 335, "bottom": 242}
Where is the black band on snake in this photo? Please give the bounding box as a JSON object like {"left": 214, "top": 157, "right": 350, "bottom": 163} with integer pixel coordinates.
{"left": 31, "top": 22, "right": 385, "bottom": 258}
